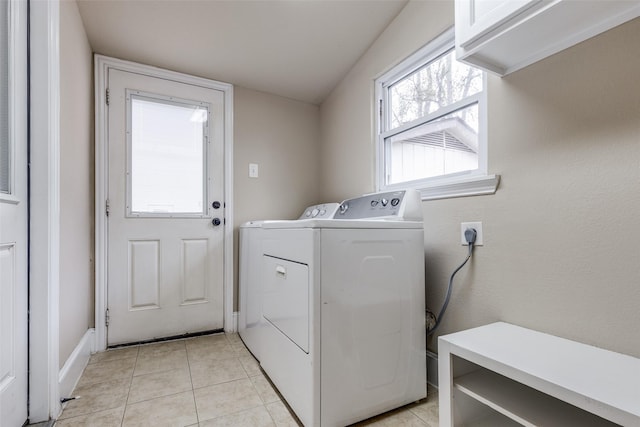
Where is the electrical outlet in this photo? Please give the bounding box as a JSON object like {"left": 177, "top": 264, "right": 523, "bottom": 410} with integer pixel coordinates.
{"left": 461, "top": 221, "right": 483, "bottom": 246}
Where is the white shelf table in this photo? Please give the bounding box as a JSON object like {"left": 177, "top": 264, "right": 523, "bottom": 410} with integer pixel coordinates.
{"left": 438, "top": 322, "right": 640, "bottom": 426}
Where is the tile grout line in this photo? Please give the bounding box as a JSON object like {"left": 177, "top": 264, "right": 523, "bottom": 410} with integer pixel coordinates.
{"left": 192, "top": 333, "right": 271, "bottom": 426}
{"left": 119, "top": 345, "right": 140, "bottom": 426}
{"left": 233, "top": 333, "right": 282, "bottom": 427}
{"left": 184, "top": 340, "right": 200, "bottom": 426}
{"left": 248, "top": 372, "right": 280, "bottom": 426}
{"left": 58, "top": 348, "right": 140, "bottom": 424}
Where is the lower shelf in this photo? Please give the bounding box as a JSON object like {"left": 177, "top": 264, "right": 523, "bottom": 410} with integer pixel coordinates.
{"left": 454, "top": 369, "right": 618, "bottom": 426}
{"left": 466, "top": 412, "right": 520, "bottom": 427}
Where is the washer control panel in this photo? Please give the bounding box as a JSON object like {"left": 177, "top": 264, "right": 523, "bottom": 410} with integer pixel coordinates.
{"left": 336, "top": 190, "right": 422, "bottom": 221}
{"left": 298, "top": 203, "right": 340, "bottom": 220}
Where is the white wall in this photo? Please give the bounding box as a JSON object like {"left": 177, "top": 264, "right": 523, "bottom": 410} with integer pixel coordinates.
{"left": 320, "top": 0, "right": 640, "bottom": 358}
{"left": 233, "top": 86, "right": 321, "bottom": 307}
{"left": 320, "top": 1, "right": 454, "bottom": 199}
{"left": 59, "top": 0, "right": 94, "bottom": 367}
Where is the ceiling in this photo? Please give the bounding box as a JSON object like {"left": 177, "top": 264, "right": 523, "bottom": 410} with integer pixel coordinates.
{"left": 76, "top": 0, "right": 409, "bottom": 105}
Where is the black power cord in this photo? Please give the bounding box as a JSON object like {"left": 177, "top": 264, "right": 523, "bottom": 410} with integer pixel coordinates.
{"left": 427, "top": 228, "right": 477, "bottom": 336}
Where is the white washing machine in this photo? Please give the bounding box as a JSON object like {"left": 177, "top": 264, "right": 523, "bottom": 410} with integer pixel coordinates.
{"left": 238, "top": 203, "right": 339, "bottom": 360}
{"left": 259, "top": 190, "right": 426, "bottom": 427}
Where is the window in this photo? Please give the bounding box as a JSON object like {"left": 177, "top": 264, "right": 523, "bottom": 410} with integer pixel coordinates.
{"left": 0, "top": 0, "right": 9, "bottom": 194}
{"left": 126, "top": 91, "right": 210, "bottom": 216}
{"left": 375, "top": 28, "right": 499, "bottom": 200}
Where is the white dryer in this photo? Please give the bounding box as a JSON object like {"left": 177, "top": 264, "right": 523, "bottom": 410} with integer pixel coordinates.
{"left": 259, "top": 190, "right": 426, "bottom": 427}
{"left": 238, "top": 220, "right": 265, "bottom": 359}
{"left": 238, "top": 203, "right": 339, "bottom": 360}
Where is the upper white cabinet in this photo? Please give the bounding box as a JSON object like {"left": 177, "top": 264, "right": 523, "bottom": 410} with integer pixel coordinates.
{"left": 455, "top": 0, "right": 640, "bottom": 75}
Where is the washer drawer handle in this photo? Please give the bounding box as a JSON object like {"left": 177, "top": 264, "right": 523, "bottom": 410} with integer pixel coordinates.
{"left": 275, "top": 265, "right": 286, "bottom": 278}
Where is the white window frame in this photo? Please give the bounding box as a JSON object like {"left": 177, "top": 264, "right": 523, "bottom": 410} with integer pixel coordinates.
{"left": 375, "top": 27, "right": 499, "bottom": 201}
{"left": 0, "top": 0, "right": 20, "bottom": 204}
{"left": 125, "top": 90, "right": 212, "bottom": 218}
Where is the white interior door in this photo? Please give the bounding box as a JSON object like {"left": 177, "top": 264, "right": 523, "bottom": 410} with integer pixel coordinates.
{"left": 107, "top": 69, "right": 225, "bottom": 345}
{"left": 0, "top": 0, "right": 27, "bottom": 424}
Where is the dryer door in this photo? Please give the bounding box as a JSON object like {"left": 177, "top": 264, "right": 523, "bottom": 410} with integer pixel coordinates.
{"left": 262, "top": 255, "right": 309, "bottom": 353}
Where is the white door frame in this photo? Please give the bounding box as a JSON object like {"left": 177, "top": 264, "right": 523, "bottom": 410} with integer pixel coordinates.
{"left": 29, "top": 0, "right": 61, "bottom": 421}
{"left": 94, "top": 55, "right": 235, "bottom": 352}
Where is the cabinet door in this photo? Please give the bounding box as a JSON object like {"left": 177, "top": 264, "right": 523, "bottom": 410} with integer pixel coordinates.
{"left": 456, "top": 0, "right": 541, "bottom": 48}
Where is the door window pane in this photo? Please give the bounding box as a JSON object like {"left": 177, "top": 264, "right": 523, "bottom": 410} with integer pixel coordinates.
{"left": 0, "top": 0, "right": 9, "bottom": 193}
{"left": 129, "top": 94, "right": 208, "bottom": 215}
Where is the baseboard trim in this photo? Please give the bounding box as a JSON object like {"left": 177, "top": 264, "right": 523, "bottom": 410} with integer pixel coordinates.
{"left": 228, "top": 311, "right": 239, "bottom": 333}
{"left": 58, "top": 328, "right": 95, "bottom": 400}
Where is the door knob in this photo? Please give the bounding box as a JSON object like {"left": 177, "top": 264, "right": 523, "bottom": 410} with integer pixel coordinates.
{"left": 212, "top": 201, "right": 221, "bottom": 209}
{"left": 212, "top": 218, "right": 222, "bottom": 226}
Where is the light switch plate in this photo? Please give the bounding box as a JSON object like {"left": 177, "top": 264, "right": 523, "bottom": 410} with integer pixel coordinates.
{"left": 249, "top": 163, "right": 259, "bottom": 178}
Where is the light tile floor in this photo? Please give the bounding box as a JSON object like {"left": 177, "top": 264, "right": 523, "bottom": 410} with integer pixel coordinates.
{"left": 56, "top": 333, "right": 438, "bottom": 426}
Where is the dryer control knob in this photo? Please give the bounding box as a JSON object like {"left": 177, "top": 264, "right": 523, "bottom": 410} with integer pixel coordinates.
{"left": 370, "top": 200, "right": 379, "bottom": 207}
{"left": 391, "top": 198, "right": 400, "bottom": 207}
{"left": 339, "top": 203, "right": 349, "bottom": 214}
{"left": 381, "top": 198, "right": 389, "bottom": 206}
{"left": 311, "top": 208, "right": 320, "bottom": 217}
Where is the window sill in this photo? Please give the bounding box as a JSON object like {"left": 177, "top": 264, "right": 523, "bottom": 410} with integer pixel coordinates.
{"left": 0, "top": 193, "right": 20, "bottom": 205}
{"left": 383, "top": 174, "right": 500, "bottom": 201}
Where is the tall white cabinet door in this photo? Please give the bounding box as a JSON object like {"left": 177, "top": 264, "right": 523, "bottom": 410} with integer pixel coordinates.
{"left": 0, "top": 0, "right": 28, "bottom": 424}
{"left": 106, "top": 68, "right": 225, "bottom": 345}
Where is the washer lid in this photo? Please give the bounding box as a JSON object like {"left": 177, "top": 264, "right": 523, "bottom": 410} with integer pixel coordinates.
{"left": 260, "top": 219, "right": 423, "bottom": 229}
